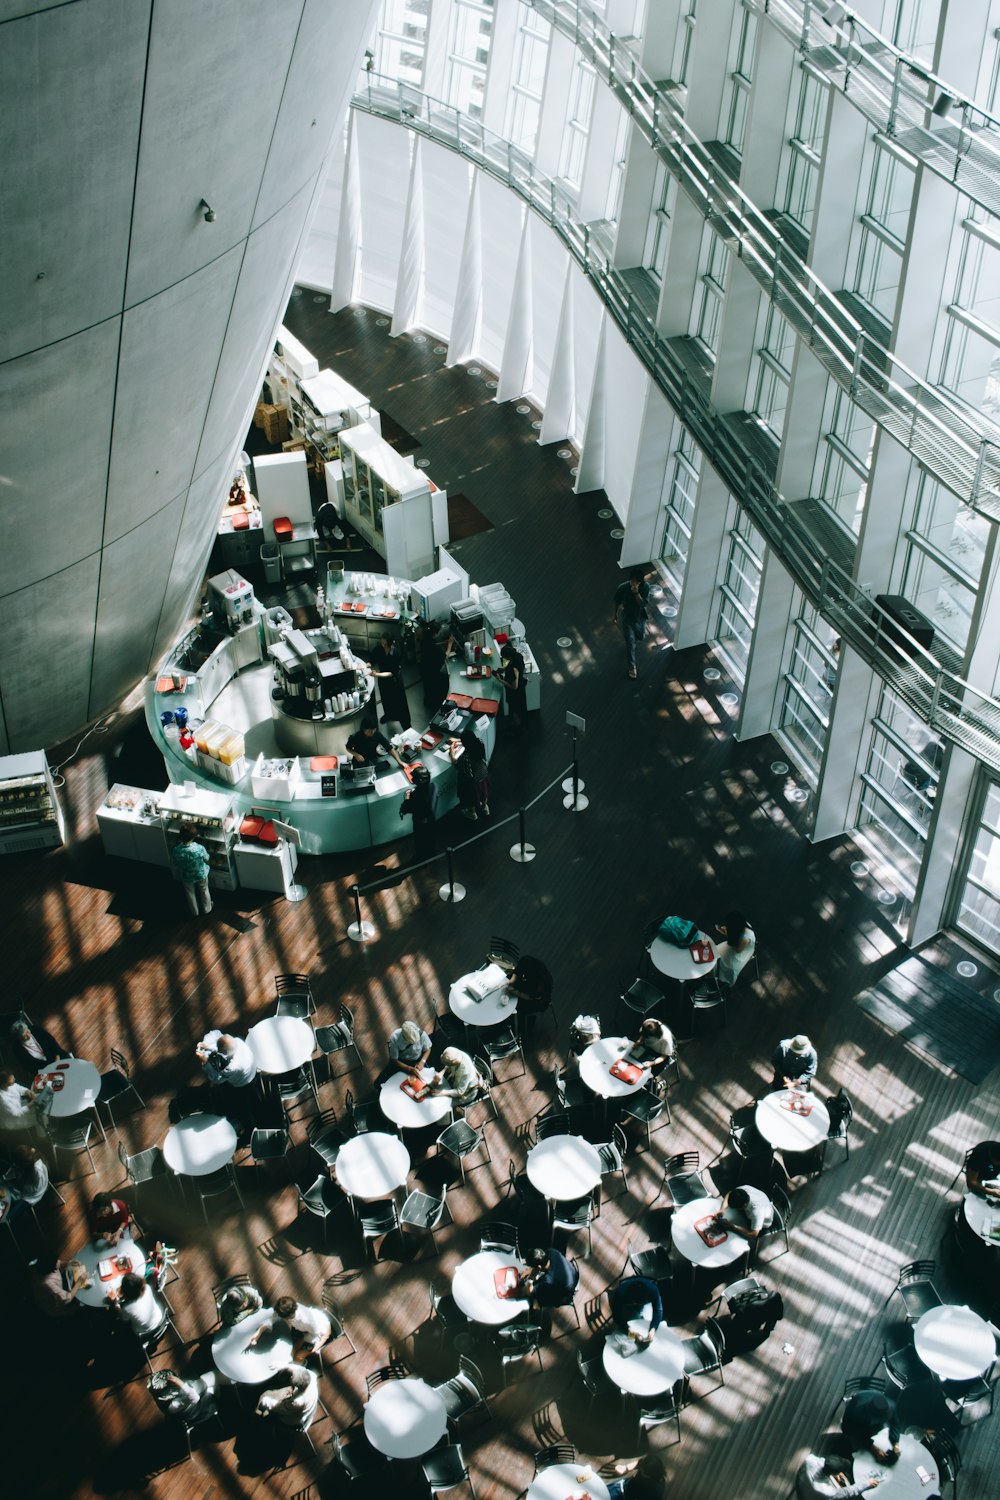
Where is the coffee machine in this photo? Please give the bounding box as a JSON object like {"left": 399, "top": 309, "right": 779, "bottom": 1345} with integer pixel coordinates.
{"left": 208, "top": 570, "right": 255, "bottom": 633}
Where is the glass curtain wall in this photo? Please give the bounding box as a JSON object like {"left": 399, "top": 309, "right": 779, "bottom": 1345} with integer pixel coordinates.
{"left": 671, "top": 0, "right": 699, "bottom": 89}
{"left": 956, "top": 779, "right": 1000, "bottom": 957}
{"left": 901, "top": 475, "right": 990, "bottom": 655}
{"left": 722, "top": 3, "right": 758, "bottom": 158}
{"left": 659, "top": 430, "right": 701, "bottom": 593}
{"left": 778, "top": 609, "right": 837, "bottom": 783}
{"left": 851, "top": 143, "right": 915, "bottom": 327}
{"left": 781, "top": 68, "right": 828, "bottom": 239}
{"left": 374, "top": 0, "right": 430, "bottom": 85}
{"left": 505, "top": 7, "right": 551, "bottom": 155}
{"left": 748, "top": 303, "right": 795, "bottom": 440}
{"left": 815, "top": 386, "right": 873, "bottom": 534}
{"left": 559, "top": 57, "right": 596, "bottom": 193}
{"left": 940, "top": 211, "right": 1000, "bottom": 412}
{"left": 857, "top": 685, "right": 942, "bottom": 896}
{"left": 642, "top": 160, "right": 676, "bottom": 284}
{"left": 446, "top": 0, "right": 494, "bottom": 118}
{"left": 690, "top": 231, "right": 729, "bottom": 359}
{"left": 716, "top": 502, "right": 764, "bottom": 682}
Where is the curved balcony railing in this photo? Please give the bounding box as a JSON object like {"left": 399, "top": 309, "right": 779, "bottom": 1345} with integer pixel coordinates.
{"left": 350, "top": 77, "right": 1000, "bottom": 776}
{"left": 528, "top": 0, "right": 1000, "bottom": 522}
{"left": 756, "top": 0, "right": 1000, "bottom": 220}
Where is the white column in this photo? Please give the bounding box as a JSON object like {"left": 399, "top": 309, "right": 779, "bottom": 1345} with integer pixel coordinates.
{"left": 908, "top": 745, "right": 979, "bottom": 944}
{"left": 331, "top": 114, "right": 362, "bottom": 311}
{"left": 538, "top": 265, "right": 577, "bottom": 445}
{"left": 673, "top": 468, "right": 732, "bottom": 648}
{"left": 811, "top": 644, "right": 878, "bottom": 840}
{"left": 711, "top": 258, "right": 763, "bottom": 416}
{"left": 740, "top": 17, "right": 798, "bottom": 211}
{"left": 738, "top": 553, "right": 797, "bottom": 739}
{"left": 448, "top": 176, "right": 483, "bottom": 366}
{"left": 683, "top": 0, "right": 739, "bottom": 141}
{"left": 391, "top": 144, "right": 424, "bottom": 334}
{"left": 656, "top": 191, "right": 708, "bottom": 338}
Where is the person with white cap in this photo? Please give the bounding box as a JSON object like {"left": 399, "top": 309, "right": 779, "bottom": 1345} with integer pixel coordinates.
{"left": 770, "top": 1034, "right": 818, "bottom": 1090}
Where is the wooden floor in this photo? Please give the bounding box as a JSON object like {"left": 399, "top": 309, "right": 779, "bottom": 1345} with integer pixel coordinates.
{"left": 4, "top": 296, "right": 1000, "bottom": 1500}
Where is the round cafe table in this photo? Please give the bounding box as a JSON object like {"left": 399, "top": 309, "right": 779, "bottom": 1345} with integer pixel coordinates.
{"left": 335, "top": 1131, "right": 410, "bottom": 1200}
{"left": 34, "top": 1058, "right": 102, "bottom": 1119}
{"left": 451, "top": 1249, "right": 529, "bottom": 1325}
{"left": 379, "top": 1069, "right": 453, "bottom": 1130}
{"left": 602, "top": 1322, "right": 686, "bottom": 1396}
{"left": 852, "top": 1431, "right": 939, "bottom": 1499}
{"left": 963, "top": 1191, "right": 1000, "bottom": 1245}
{"left": 246, "top": 1016, "right": 315, "bottom": 1074}
{"left": 364, "top": 1376, "right": 448, "bottom": 1459}
{"left": 578, "top": 1037, "right": 651, "bottom": 1099}
{"left": 212, "top": 1305, "right": 295, "bottom": 1385}
{"left": 70, "top": 1233, "right": 146, "bottom": 1308}
{"left": 913, "top": 1303, "right": 997, "bottom": 1381}
{"left": 671, "top": 1196, "right": 748, "bottom": 1269}
{"left": 527, "top": 1464, "right": 610, "bottom": 1500}
{"left": 163, "top": 1114, "right": 238, "bottom": 1176}
{"left": 448, "top": 968, "right": 518, "bottom": 1028}
{"left": 647, "top": 932, "right": 717, "bottom": 983}
{"left": 755, "top": 1089, "right": 830, "bottom": 1153}
{"left": 526, "top": 1135, "right": 603, "bottom": 1201}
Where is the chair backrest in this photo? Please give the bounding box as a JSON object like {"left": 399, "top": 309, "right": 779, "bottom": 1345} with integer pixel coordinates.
{"left": 475, "top": 1055, "right": 496, "bottom": 1089}
{"left": 827, "top": 1087, "right": 853, "bottom": 1135}
{"left": 898, "top": 1258, "right": 936, "bottom": 1286}
{"left": 213, "top": 1271, "right": 252, "bottom": 1300}
{"left": 703, "top": 1316, "right": 725, "bottom": 1360}
{"left": 117, "top": 1139, "right": 130, "bottom": 1172}
{"left": 597, "top": 1139, "right": 622, "bottom": 1173}
{"left": 366, "top": 1362, "right": 405, "bottom": 1395}
{"left": 458, "top": 1354, "right": 485, "bottom": 1396}
{"left": 337, "top": 1001, "right": 355, "bottom": 1034}
{"left": 723, "top": 1275, "right": 763, "bottom": 1311}
{"left": 535, "top": 1445, "right": 576, "bottom": 1471}
{"left": 666, "top": 1150, "right": 699, "bottom": 1176}
{"left": 611, "top": 1122, "right": 629, "bottom": 1158}
{"left": 485, "top": 1024, "right": 520, "bottom": 1058}
{"left": 576, "top": 1347, "right": 601, "bottom": 1391}
{"left": 360, "top": 1201, "right": 399, "bottom": 1235}
{"left": 770, "top": 1184, "right": 792, "bottom": 1226}
{"left": 487, "top": 936, "right": 519, "bottom": 967}
{"left": 554, "top": 1194, "right": 593, "bottom": 1228}
{"left": 843, "top": 1375, "right": 886, "bottom": 1401}
{"left": 309, "top": 1106, "right": 340, "bottom": 1137}
{"left": 110, "top": 1047, "right": 129, "bottom": 1075}
{"left": 480, "top": 1221, "right": 519, "bottom": 1254}
{"left": 535, "top": 1111, "right": 571, "bottom": 1140}
{"left": 275, "top": 972, "right": 312, "bottom": 996}
{"left": 923, "top": 1430, "right": 960, "bottom": 1478}
{"left": 499, "top": 1324, "right": 542, "bottom": 1356}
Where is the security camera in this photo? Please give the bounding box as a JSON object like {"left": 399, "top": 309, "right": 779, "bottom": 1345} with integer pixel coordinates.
{"left": 199, "top": 199, "right": 216, "bottom": 223}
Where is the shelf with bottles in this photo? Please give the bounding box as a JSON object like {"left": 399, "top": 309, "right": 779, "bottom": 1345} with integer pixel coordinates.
{"left": 0, "top": 751, "right": 65, "bottom": 852}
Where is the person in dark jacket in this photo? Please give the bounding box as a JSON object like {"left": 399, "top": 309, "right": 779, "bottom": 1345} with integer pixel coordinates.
{"left": 610, "top": 1276, "right": 663, "bottom": 1344}
{"left": 841, "top": 1389, "right": 900, "bottom": 1462}
{"left": 450, "top": 728, "right": 489, "bottom": 819}
{"left": 400, "top": 764, "right": 438, "bottom": 860}
{"left": 419, "top": 621, "right": 449, "bottom": 708}
{"left": 9, "top": 1017, "right": 70, "bottom": 1071}
{"left": 370, "top": 634, "right": 411, "bottom": 729}
{"left": 496, "top": 642, "right": 527, "bottom": 724}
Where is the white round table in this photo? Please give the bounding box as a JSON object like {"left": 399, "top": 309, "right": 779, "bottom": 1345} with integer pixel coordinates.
{"left": 70, "top": 1233, "right": 146, "bottom": 1308}
{"left": 364, "top": 1377, "right": 449, "bottom": 1458}
{"left": 527, "top": 1464, "right": 610, "bottom": 1500}
{"left": 34, "top": 1058, "right": 102, "bottom": 1118}
{"left": 379, "top": 1069, "right": 453, "bottom": 1129}
{"left": 852, "top": 1432, "right": 939, "bottom": 1499}
{"left": 526, "top": 1135, "right": 603, "bottom": 1200}
{"left": 755, "top": 1089, "right": 830, "bottom": 1152}
{"left": 246, "top": 1016, "right": 315, "bottom": 1074}
{"left": 451, "top": 1249, "right": 529, "bottom": 1325}
{"left": 671, "top": 1196, "right": 748, "bottom": 1268}
{"left": 335, "top": 1132, "right": 410, "bottom": 1199}
{"left": 963, "top": 1191, "right": 1000, "bottom": 1245}
{"left": 578, "top": 1037, "right": 651, "bottom": 1099}
{"left": 913, "top": 1303, "right": 996, "bottom": 1380}
{"left": 163, "top": 1114, "right": 238, "bottom": 1176}
{"left": 647, "top": 933, "right": 717, "bottom": 982}
{"left": 448, "top": 970, "right": 518, "bottom": 1027}
{"left": 212, "top": 1306, "right": 295, "bottom": 1385}
{"left": 602, "top": 1323, "right": 686, "bottom": 1395}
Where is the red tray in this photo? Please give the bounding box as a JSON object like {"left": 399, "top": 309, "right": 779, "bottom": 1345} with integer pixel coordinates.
{"left": 694, "top": 1214, "right": 728, "bottom": 1247}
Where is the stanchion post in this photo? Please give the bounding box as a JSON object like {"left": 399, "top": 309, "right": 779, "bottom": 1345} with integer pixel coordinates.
{"left": 562, "top": 710, "right": 589, "bottom": 811}
{"left": 509, "top": 805, "right": 536, "bottom": 863}
{"left": 439, "top": 845, "right": 467, "bottom": 903}
{"left": 347, "top": 882, "right": 375, "bottom": 942}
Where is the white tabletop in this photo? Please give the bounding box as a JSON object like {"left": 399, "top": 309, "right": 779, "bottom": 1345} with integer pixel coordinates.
{"left": 246, "top": 1016, "right": 315, "bottom": 1074}
{"left": 602, "top": 1322, "right": 686, "bottom": 1395}
{"left": 526, "top": 1135, "right": 603, "bottom": 1200}
{"left": 852, "top": 1432, "right": 939, "bottom": 1500}
{"left": 364, "top": 1377, "right": 449, "bottom": 1458}
{"left": 963, "top": 1191, "right": 1000, "bottom": 1245}
{"left": 755, "top": 1089, "right": 830, "bottom": 1152}
{"left": 451, "top": 1249, "right": 530, "bottom": 1325}
{"left": 527, "top": 1464, "right": 610, "bottom": 1500}
{"left": 379, "top": 1068, "right": 453, "bottom": 1129}
{"left": 448, "top": 968, "right": 519, "bottom": 1027}
{"left": 163, "top": 1114, "right": 238, "bottom": 1176}
{"left": 335, "top": 1131, "right": 410, "bottom": 1199}
{"left": 913, "top": 1303, "right": 996, "bottom": 1381}
{"left": 212, "top": 1305, "right": 295, "bottom": 1385}
{"left": 578, "top": 1037, "right": 651, "bottom": 1098}
{"left": 647, "top": 933, "right": 717, "bottom": 981}
{"left": 671, "top": 1196, "right": 748, "bottom": 1268}
{"left": 71, "top": 1233, "right": 146, "bottom": 1308}
{"left": 34, "top": 1058, "right": 102, "bottom": 1119}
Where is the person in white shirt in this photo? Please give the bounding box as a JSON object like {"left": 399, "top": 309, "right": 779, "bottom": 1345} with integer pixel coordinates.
{"left": 256, "top": 1364, "right": 319, "bottom": 1428}
{"left": 111, "top": 1272, "right": 166, "bottom": 1337}
{"left": 195, "top": 1030, "right": 257, "bottom": 1089}
{"left": 635, "top": 1018, "right": 677, "bottom": 1071}
{"left": 796, "top": 1453, "right": 878, "bottom": 1498}
{"left": 714, "top": 1185, "right": 774, "bottom": 1241}
{"left": 430, "top": 1046, "right": 484, "bottom": 1108}
{"left": 0, "top": 1070, "right": 41, "bottom": 1136}
{"left": 274, "top": 1295, "right": 332, "bottom": 1357}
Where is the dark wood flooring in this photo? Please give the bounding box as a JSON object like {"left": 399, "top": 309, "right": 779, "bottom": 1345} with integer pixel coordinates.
{"left": 2, "top": 296, "right": 999, "bottom": 1500}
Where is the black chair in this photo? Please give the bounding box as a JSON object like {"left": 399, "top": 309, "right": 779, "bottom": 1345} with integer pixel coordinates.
{"left": 212, "top": 1271, "right": 255, "bottom": 1317}
{"left": 429, "top": 1277, "right": 470, "bottom": 1345}
{"left": 878, "top": 1337, "right": 927, "bottom": 1389}
{"left": 533, "top": 1444, "right": 576, "bottom": 1472}
{"left": 315, "top": 1002, "right": 362, "bottom": 1076}
{"left": 365, "top": 1358, "right": 409, "bottom": 1396}
{"left": 552, "top": 1066, "right": 593, "bottom": 1113}
{"left": 533, "top": 1111, "right": 571, "bottom": 1141}
{"left": 717, "top": 1104, "right": 770, "bottom": 1164}
{"left": 434, "top": 1355, "right": 491, "bottom": 1429}
{"left": 636, "top": 1389, "right": 682, "bottom": 1446}
{"left": 576, "top": 1347, "right": 613, "bottom": 1417}
{"left": 479, "top": 1220, "right": 519, "bottom": 1256}
{"left": 422, "top": 1442, "right": 476, "bottom": 1497}
{"left": 478, "top": 1021, "right": 525, "bottom": 1080}
{"left": 486, "top": 936, "right": 519, "bottom": 969}
{"left": 621, "top": 1086, "right": 670, "bottom": 1148}
{"left": 924, "top": 1429, "right": 961, "bottom": 1498}
{"left": 345, "top": 1089, "right": 387, "bottom": 1136}
{"left": 359, "top": 1201, "right": 400, "bottom": 1261}
{"left": 307, "top": 1109, "right": 346, "bottom": 1171}
{"left": 274, "top": 972, "right": 316, "bottom": 1025}
{"left": 437, "top": 1118, "right": 491, "bottom": 1184}
{"left": 680, "top": 1316, "right": 726, "bottom": 1401}
{"left": 496, "top": 1324, "right": 544, "bottom": 1387}
{"left": 885, "top": 1260, "right": 942, "bottom": 1322}
{"left": 48, "top": 1118, "right": 99, "bottom": 1175}
{"left": 552, "top": 1194, "right": 595, "bottom": 1256}
{"left": 466, "top": 1055, "right": 499, "bottom": 1123}
{"left": 837, "top": 1374, "right": 887, "bottom": 1418}
{"left": 98, "top": 1047, "right": 146, "bottom": 1126}
{"left": 295, "top": 1170, "right": 348, "bottom": 1242}
{"left": 333, "top": 1424, "right": 389, "bottom": 1480}
{"left": 504, "top": 1158, "right": 543, "bottom": 1206}
{"left": 618, "top": 977, "right": 665, "bottom": 1024}
{"left": 274, "top": 1063, "right": 319, "bottom": 1122}
{"left": 318, "top": 1279, "right": 357, "bottom": 1361}
{"left": 754, "top": 1185, "right": 792, "bottom": 1263}
{"left": 595, "top": 1123, "right": 630, "bottom": 1201}
{"left": 657, "top": 1152, "right": 706, "bottom": 1208}
{"left": 117, "top": 1138, "right": 168, "bottom": 1192}
{"left": 194, "top": 1164, "right": 244, "bottom": 1221}
{"left": 627, "top": 1234, "right": 674, "bottom": 1283}
{"left": 247, "top": 1126, "right": 290, "bottom": 1178}
{"left": 942, "top": 1369, "right": 995, "bottom": 1424}
{"left": 821, "top": 1086, "right": 853, "bottom": 1169}
{"left": 689, "top": 980, "right": 727, "bottom": 1032}
{"left": 400, "top": 1185, "right": 452, "bottom": 1255}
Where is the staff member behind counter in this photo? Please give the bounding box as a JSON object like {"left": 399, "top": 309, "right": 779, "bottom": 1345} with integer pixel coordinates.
{"left": 345, "top": 719, "right": 406, "bottom": 769}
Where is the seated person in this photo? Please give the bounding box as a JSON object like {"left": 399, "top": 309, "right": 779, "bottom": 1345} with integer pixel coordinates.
{"left": 345, "top": 720, "right": 404, "bottom": 769}
{"left": 0, "top": 1070, "right": 42, "bottom": 1136}
{"left": 430, "top": 1046, "right": 485, "bottom": 1108}
{"left": 110, "top": 1272, "right": 166, "bottom": 1338}
{"left": 147, "top": 1368, "right": 217, "bottom": 1420}
{"left": 715, "top": 910, "right": 756, "bottom": 989}
{"left": 218, "top": 1283, "right": 263, "bottom": 1326}
{"left": 797, "top": 1454, "right": 879, "bottom": 1498}
{"left": 841, "top": 1389, "right": 900, "bottom": 1463}
{"left": 256, "top": 1364, "right": 319, "bottom": 1428}
{"left": 505, "top": 956, "right": 553, "bottom": 1018}
{"left": 610, "top": 1276, "right": 663, "bottom": 1345}
{"left": 607, "top": 1456, "right": 668, "bottom": 1500}
{"left": 520, "top": 1246, "right": 579, "bottom": 1307}
{"left": 8, "top": 1017, "right": 70, "bottom": 1070}
{"left": 634, "top": 1017, "right": 676, "bottom": 1071}
{"left": 249, "top": 1297, "right": 332, "bottom": 1360}
{"left": 8, "top": 1143, "right": 49, "bottom": 1205}
{"left": 195, "top": 1030, "right": 257, "bottom": 1089}
{"left": 385, "top": 1020, "right": 432, "bottom": 1080}
{"left": 965, "top": 1140, "right": 1000, "bottom": 1198}
{"left": 88, "top": 1191, "right": 131, "bottom": 1246}
{"left": 31, "top": 1253, "right": 88, "bottom": 1317}
{"left": 770, "top": 1034, "right": 818, "bottom": 1091}
{"left": 565, "top": 1014, "right": 601, "bottom": 1079}
{"left": 713, "top": 1185, "right": 774, "bottom": 1242}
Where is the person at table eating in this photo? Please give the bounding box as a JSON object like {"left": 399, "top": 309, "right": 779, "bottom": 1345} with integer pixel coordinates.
{"left": 712, "top": 1184, "right": 774, "bottom": 1243}
{"left": 505, "top": 955, "right": 553, "bottom": 1038}
{"left": 195, "top": 1029, "right": 258, "bottom": 1089}
{"left": 607, "top": 1455, "right": 668, "bottom": 1500}
{"left": 7, "top": 1142, "right": 49, "bottom": 1205}
{"left": 87, "top": 1191, "right": 131, "bottom": 1247}
{"left": 841, "top": 1388, "right": 900, "bottom": 1463}
{"left": 218, "top": 1282, "right": 264, "bottom": 1326}
{"left": 31, "top": 1252, "right": 89, "bottom": 1317}
{"left": 0, "top": 1069, "right": 43, "bottom": 1138}
{"left": 796, "top": 1453, "right": 879, "bottom": 1498}
{"left": 965, "top": 1139, "right": 1000, "bottom": 1198}
{"left": 715, "top": 909, "right": 756, "bottom": 990}
{"left": 257, "top": 1295, "right": 332, "bottom": 1361}
{"left": 634, "top": 1017, "right": 677, "bottom": 1073}
{"left": 148, "top": 1368, "right": 217, "bottom": 1420}
{"left": 610, "top": 1275, "right": 664, "bottom": 1346}
{"left": 379, "top": 1020, "right": 433, "bottom": 1085}
{"left": 770, "top": 1034, "right": 818, "bottom": 1091}
{"left": 430, "top": 1045, "right": 485, "bottom": 1109}
{"left": 346, "top": 718, "right": 404, "bottom": 769}
{"left": 256, "top": 1363, "right": 319, "bottom": 1427}
{"left": 109, "top": 1272, "right": 166, "bottom": 1338}
{"left": 8, "top": 1016, "right": 71, "bottom": 1071}
{"left": 565, "top": 1014, "right": 601, "bottom": 1078}
{"left": 521, "top": 1246, "right": 580, "bottom": 1310}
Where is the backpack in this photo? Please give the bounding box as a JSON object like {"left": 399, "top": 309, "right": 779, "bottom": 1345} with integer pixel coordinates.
{"left": 659, "top": 915, "right": 699, "bottom": 947}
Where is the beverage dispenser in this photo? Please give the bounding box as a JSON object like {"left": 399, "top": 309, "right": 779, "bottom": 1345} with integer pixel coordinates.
{"left": 208, "top": 570, "right": 256, "bottom": 633}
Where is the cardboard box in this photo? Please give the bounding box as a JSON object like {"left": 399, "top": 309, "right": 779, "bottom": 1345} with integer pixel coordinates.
{"left": 262, "top": 404, "right": 289, "bottom": 445}
{"left": 254, "top": 400, "right": 269, "bottom": 430}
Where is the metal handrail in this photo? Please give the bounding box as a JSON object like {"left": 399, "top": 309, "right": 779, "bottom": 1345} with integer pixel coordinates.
{"left": 349, "top": 77, "right": 1000, "bottom": 775}
{"left": 527, "top": 0, "right": 1000, "bottom": 521}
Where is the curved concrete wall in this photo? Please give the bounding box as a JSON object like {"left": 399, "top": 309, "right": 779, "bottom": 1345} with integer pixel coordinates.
{"left": 0, "top": 0, "right": 377, "bottom": 752}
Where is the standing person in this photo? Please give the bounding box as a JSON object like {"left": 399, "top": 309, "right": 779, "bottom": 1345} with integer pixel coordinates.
{"left": 370, "top": 634, "right": 411, "bottom": 730}
{"left": 716, "top": 910, "right": 756, "bottom": 990}
{"left": 770, "top": 1034, "right": 818, "bottom": 1091}
{"left": 419, "top": 620, "right": 449, "bottom": 709}
{"left": 399, "top": 764, "right": 438, "bottom": 860}
{"left": 612, "top": 567, "right": 652, "bottom": 681}
{"left": 496, "top": 642, "right": 527, "bottom": 725}
{"left": 450, "top": 728, "right": 489, "bottom": 820}
{"left": 171, "top": 828, "right": 212, "bottom": 917}
{"left": 345, "top": 718, "right": 405, "bottom": 769}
